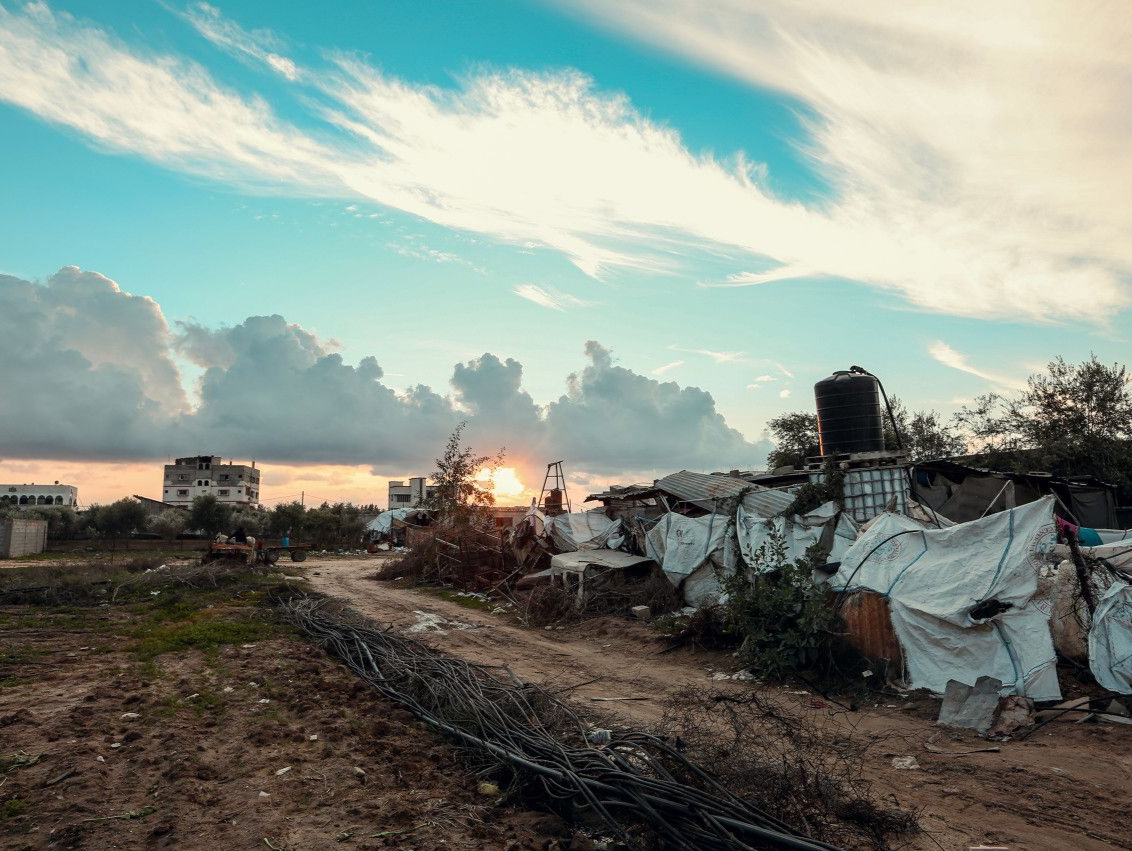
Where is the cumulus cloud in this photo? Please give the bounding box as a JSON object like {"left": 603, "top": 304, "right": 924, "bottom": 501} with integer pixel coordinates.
{"left": 1, "top": 3, "right": 1126, "bottom": 321}
{"left": 0, "top": 268, "right": 766, "bottom": 478}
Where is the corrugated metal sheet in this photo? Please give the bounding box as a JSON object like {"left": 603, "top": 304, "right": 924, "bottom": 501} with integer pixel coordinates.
{"left": 653, "top": 470, "right": 795, "bottom": 516}
{"left": 840, "top": 590, "right": 903, "bottom": 665}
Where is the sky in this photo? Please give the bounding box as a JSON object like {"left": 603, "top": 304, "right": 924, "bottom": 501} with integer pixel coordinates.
{"left": 1, "top": 0, "right": 1130, "bottom": 507}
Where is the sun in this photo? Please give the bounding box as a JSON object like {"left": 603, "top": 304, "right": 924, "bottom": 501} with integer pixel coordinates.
{"left": 475, "top": 466, "right": 526, "bottom": 501}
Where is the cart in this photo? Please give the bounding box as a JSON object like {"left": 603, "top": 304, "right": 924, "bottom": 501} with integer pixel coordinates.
{"left": 201, "top": 541, "right": 312, "bottom": 565}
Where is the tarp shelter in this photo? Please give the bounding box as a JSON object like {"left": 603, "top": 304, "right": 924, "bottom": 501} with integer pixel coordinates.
{"left": 546, "top": 509, "right": 624, "bottom": 552}
{"left": 645, "top": 499, "right": 857, "bottom": 607}
{"left": 365, "top": 508, "right": 431, "bottom": 537}
{"left": 830, "top": 497, "right": 1061, "bottom": 700}
{"left": 1089, "top": 581, "right": 1132, "bottom": 694}
{"left": 913, "top": 459, "right": 1118, "bottom": 528}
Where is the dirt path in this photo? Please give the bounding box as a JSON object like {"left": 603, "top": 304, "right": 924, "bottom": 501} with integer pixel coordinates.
{"left": 307, "top": 557, "right": 1132, "bottom": 851}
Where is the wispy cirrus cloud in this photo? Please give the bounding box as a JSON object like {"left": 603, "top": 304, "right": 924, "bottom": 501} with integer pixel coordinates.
{"left": 667, "top": 344, "right": 748, "bottom": 364}
{"left": 928, "top": 341, "right": 1025, "bottom": 390}
{"left": 512, "top": 284, "right": 591, "bottom": 311}
{"left": 1, "top": 3, "right": 1129, "bottom": 323}
{"left": 180, "top": 1, "right": 299, "bottom": 80}
{"left": 651, "top": 360, "right": 683, "bottom": 376}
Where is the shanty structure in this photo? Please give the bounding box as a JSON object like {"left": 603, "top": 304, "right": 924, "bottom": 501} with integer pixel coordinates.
{"left": 912, "top": 458, "right": 1118, "bottom": 528}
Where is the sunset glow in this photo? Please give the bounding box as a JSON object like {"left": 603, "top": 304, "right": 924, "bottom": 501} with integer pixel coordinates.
{"left": 476, "top": 466, "right": 528, "bottom": 503}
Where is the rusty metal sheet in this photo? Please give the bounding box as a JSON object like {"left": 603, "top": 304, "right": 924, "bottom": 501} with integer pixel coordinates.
{"left": 840, "top": 590, "right": 903, "bottom": 664}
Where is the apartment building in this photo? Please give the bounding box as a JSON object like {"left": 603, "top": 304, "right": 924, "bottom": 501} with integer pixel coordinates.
{"left": 162, "top": 455, "right": 261, "bottom": 508}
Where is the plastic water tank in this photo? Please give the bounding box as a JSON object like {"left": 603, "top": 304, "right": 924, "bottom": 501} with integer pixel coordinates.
{"left": 814, "top": 371, "right": 884, "bottom": 456}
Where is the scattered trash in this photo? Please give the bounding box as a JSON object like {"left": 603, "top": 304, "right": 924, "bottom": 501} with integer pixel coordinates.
{"left": 110, "top": 743, "right": 121, "bottom": 749}
{"left": 589, "top": 696, "right": 648, "bottom": 702}
{"left": 308, "top": 734, "right": 318, "bottom": 741}
{"left": 630, "top": 605, "right": 651, "bottom": 619}
{"left": 258, "top": 699, "right": 271, "bottom": 704}
{"left": 223, "top": 686, "right": 234, "bottom": 693}
{"left": 43, "top": 768, "right": 79, "bottom": 787}
{"left": 96, "top": 756, "right": 105, "bottom": 763}
{"left": 477, "top": 781, "right": 501, "bottom": 796}
{"left": 712, "top": 670, "right": 756, "bottom": 682}
{"left": 938, "top": 676, "right": 1002, "bottom": 734}
{"left": 861, "top": 670, "right": 874, "bottom": 678}
{"left": 924, "top": 732, "right": 1000, "bottom": 755}
{"left": 353, "top": 766, "right": 367, "bottom": 783}
{"left": 258, "top": 791, "right": 270, "bottom": 798}
{"left": 988, "top": 695, "right": 1035, "bottom": 736}
{"left": 119, "top": 712, "right": 140, "bottom": 720}
{"left": 186, "top": 693, "right": 199, "bottom": 700}
{"left": 405, "top": 610, "right": 473, "bottom": 635}
{"left": 587, "top": 729, "right": 612, "bottom": 745}
{"left": 275, "top": 766, "right": 291, "bottom": 776}
{"left": 891, "top": 756, "right": 920, "bottom": 770}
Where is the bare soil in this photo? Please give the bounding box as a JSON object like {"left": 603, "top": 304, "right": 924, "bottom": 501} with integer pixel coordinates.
{"left": 309, "top": 556, "right": 1132, "bottom": 851}
{"left": 0, "top": 579, "right": 578, "bottom": 850}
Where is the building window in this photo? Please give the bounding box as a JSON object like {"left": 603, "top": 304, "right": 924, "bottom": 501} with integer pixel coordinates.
{"left": 54, "top": 496, "right": 63, "bottom": 505}
{"left": 218, "top": 490, "right": 229, "bottom": 496}
{"left": 177, "top": 490, "right": 189, "bottom": 497}
{"left": 394, "top": 494, "right": 411, "bottom": 503}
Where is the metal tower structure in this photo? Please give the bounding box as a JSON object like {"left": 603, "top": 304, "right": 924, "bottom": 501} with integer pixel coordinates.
{"left": 537, "top": 461, "right": 571, "bottom": 516}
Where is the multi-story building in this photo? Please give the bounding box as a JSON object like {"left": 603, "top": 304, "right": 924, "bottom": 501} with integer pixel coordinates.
{"left": 162, "top": 456, "right": 261, "bottom": 508}
{"left": 387, "top": 477, "right": 437, "bottom": 508}
{"left": 0, "top": 482, "right": 79, "bottom": 510}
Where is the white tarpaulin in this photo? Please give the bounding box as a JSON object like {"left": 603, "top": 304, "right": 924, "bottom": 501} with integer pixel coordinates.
{"left": 831, "top": 497, "right": 1060, "bottom": 700}
{"left": 736, "top": 501, "right": 857, "bottom": 571}
{"left": 547, "top": 509, "right": 624, "bottom": 552}
{"left": 1089, "top": 581, "right": 1132, "bottom": 694}
{"left": 646, "top": 502, "right": 860, "bottom": 607}
{"left": 365, "top": 508, "right": 429, "bottom": 536}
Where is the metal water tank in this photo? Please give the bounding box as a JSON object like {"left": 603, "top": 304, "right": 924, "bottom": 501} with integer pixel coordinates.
{"left": 814, "top": 371, "right": 884, "bottom": 456}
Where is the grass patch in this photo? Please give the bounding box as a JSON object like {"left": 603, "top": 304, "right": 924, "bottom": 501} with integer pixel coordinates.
{"left": 0, "top": 642, "right": 43, "bottom": 664}
{"left": 131, "top": 609, "right": 283, "bottom": 661}
{"left": 0, "top": 798, "right": 27, "bottom": 820}
{"left": 419, "top": 587, "right": 495, "bottom": 612}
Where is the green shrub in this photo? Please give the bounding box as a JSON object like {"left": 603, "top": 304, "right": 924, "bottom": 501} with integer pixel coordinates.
{"left": 717, "top": 530, "right": 842, "bottom": 678}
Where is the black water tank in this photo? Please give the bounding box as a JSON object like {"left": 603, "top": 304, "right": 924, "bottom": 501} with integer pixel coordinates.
{"left": 814, "top": 371, "right": 884, "bottom": 455}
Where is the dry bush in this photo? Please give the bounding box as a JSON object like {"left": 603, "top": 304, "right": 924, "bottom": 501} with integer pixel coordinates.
{"left": 657, "top": 687, "right": 919, "bottom": 849}
{"left": 653, "top": 603, "right": 735, "bottom": 651}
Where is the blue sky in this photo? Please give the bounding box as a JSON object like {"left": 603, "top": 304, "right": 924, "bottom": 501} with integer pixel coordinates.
{"left": 1, "top": 1, "right": 1129, "bottom": 503}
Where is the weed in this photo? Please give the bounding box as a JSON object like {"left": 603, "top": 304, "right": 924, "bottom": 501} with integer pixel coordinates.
{"left": 131, "top": 610, "right": 282, "bottom": 660}
{"left": 0, "top": 798, "right": 27, "bottom": 820}
{"left": 420, "top": 587, "right": 494, "bottom": 612}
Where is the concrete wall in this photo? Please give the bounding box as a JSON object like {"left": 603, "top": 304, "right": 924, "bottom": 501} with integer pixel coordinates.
{"left": 0, "top": 517, "right": 49, "bottom": 558}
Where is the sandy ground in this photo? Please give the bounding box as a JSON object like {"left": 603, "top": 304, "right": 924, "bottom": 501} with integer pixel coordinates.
{"left": 0, "top": 583, "right": 579, "bottom": 850}
{"left": 307, "top": 556, "right": 1132, "bottom": 851}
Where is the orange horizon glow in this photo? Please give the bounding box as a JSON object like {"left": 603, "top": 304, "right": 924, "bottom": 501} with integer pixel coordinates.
{"left": 475, "top": 466, "right": 530, "bottom": 502}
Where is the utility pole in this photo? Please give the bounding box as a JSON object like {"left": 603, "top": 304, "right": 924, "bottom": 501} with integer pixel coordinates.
{"left": 301, "top": 490, "right": 305, "bottom": 507}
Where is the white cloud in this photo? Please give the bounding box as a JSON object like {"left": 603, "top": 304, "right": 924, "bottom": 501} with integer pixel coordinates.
{"left": 1, "top": 3, "right": 1128, "bottom": 321}
{"left": 512, "top": 284, "right": 590, "bottom": 311}
{"left": 753, "top": 374, "right": 776, "bottom": 382}
{"left": 668, "top": 345, "right": 747, "bottom": 364}
{"left": 0, "top": 267, "right": 763, "bottom": 479}
{"left": 778, "top": 388, "right": 791, "bottom": 399}
{"left": 180, "top": 2, "right": 299, "bottom": 81}
{"left": 928, "top": 341, "right": 1025, "bottom": 390}
{"left": 651, "top": 360, "right": 684, "bottom": 376}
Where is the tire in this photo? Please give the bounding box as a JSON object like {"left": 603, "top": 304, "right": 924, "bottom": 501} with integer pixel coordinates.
{"left": 264, "top": 549, "right": 280, "bottom": 565}
{"left": 290, "top": 549, "right": 307, "bottom": 562}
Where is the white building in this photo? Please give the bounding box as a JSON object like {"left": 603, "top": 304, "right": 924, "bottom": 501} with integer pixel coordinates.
{"left": 0, "top": 482, "right": 79, "bottom": 510}
{"left": 387, "top": 477, "right": 437, "bottom": 508}
{"left": 162, "top": 456, "right": 261, "bottom": 508}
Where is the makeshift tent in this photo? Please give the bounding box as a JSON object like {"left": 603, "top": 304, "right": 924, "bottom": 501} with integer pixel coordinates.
{"left": 830, "top": 497, "right": 1060, "bottom": 700}
{"left": 1088, "top": 581, "right": 1132, "bottom": 694}
{"left": 365, "top": 508, "right": 430, "bottom": 537}
{"left": 645, "top": 500, "right": 857, "bottom": 607}
{"left": 546, "top": 509, "right": 624, "bottom": 552}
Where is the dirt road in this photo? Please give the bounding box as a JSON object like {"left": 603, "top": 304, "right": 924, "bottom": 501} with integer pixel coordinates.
{"left": 307, "top": 556, "right": 1132, "bottom": 851}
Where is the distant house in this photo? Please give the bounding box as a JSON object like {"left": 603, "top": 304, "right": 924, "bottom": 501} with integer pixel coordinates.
{"left": 387, "top": 477, "right": 438, "bottom": 508}
{"left": 0, "top": 482, "right": 79, "bottom": 510}
{"left": 162, "top": 455, "right": 261, "bottom": 508}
